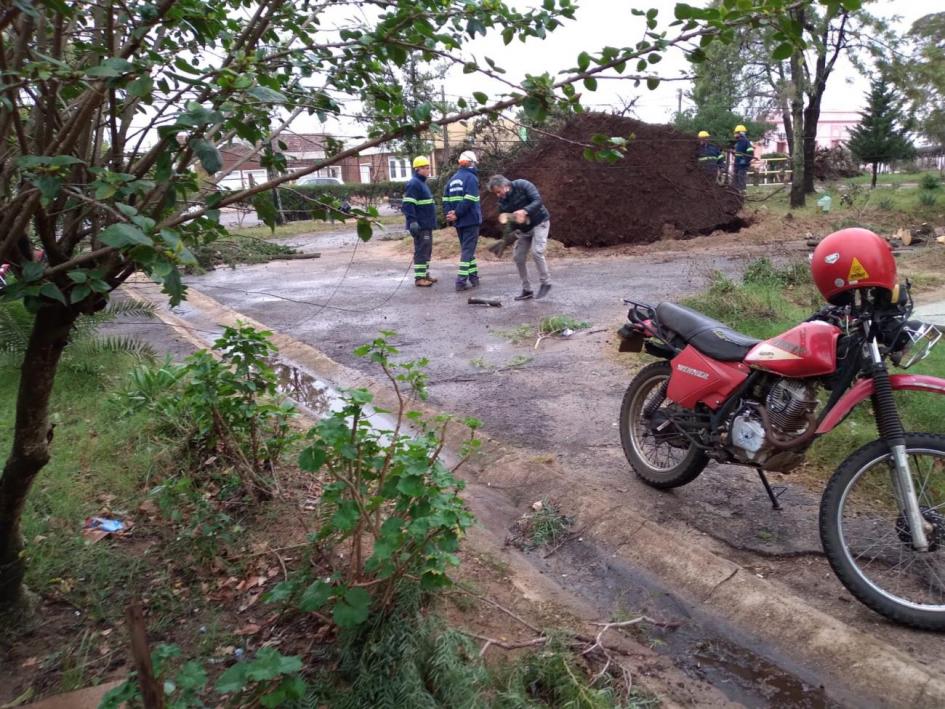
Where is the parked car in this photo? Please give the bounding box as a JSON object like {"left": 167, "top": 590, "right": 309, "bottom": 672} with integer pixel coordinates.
{"left": 294, "top": 175, "right": 343, "bottom": 187}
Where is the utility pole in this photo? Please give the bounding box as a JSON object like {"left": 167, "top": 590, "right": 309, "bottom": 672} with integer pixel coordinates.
{"left": 677, "top": 89, "right": 683, "bottom": 115}
{"left": 441, "top": 85, "right": 450, "bottom": 174}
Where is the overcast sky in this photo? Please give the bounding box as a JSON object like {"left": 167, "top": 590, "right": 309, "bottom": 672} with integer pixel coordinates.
{"left": 303, "top": 0, "right": 941, "bottom": 141}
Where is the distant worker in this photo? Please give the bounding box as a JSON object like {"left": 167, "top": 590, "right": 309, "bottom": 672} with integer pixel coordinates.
{"left": 697, "top": 130, "right": 724, "bottom": 178}
{"left": 402, "top": 156, "right": 438, "bottom": 287}
{"left": 733, "top": 124, "right": 754, "bottom": 192}
{"left": 487, "top": 175, "right": 552, "bottom": 301}
{"left": 443, "top": 150, "right": 482, "bottom": 292}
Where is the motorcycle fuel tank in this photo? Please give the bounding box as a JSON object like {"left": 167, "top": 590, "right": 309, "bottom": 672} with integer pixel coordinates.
{"left": 667, "top": 345, "right": 750, "bottom": 410}
{"left": 744, "top": 321, "right": 841, "bottom": 377}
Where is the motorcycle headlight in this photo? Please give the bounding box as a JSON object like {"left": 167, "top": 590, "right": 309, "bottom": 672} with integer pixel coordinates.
{"left": 891, "top": 321, "right": 942, "bottom": 369}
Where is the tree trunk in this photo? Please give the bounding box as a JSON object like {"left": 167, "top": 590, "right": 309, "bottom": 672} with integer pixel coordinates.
{"left": 788, "top": 15, "right": 807, "bottom": 209}
{"left": 871, "top": 162, "right": 878, "bottom": 188}
{"left": 803, "top": 97, "right": 822, "bottom": 194}
{"left": 0, "top": 304, "right": 77, "bottom": 613}
{"left": 781, "top": 100, "right": 794, "bottom": 157}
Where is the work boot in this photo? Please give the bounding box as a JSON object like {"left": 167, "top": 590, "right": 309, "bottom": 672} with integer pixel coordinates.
{"left": 514, "top": 289, "right": 534, "bottom": 301}
{"left": 415, "top": 278, "right": 434, "bottom": 288}
{"left": 455, "top": 279, "right": 472, "bottom": 292}
{"left": 469, "top": 275, "right": 480, "bottom": 288}
{"left": 536, "top": 283, "right": 552, "bottom": 299}
{"left": 426, "top": 274, "right": 439, "bottom": 283}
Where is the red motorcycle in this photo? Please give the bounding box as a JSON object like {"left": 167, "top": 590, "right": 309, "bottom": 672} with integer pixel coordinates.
{"left": 617, "top": 228, "right": 945, "bottom": 629}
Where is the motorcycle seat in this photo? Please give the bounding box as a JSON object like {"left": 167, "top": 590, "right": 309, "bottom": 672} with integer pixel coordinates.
{"left": 655, "top": 302, "right": 760, "bottom": 361}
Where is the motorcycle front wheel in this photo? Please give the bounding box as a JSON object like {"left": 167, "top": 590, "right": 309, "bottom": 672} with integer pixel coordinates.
{"left": 820, "top": 433, "right": 945, "bottom": 630}
{"left": 619, "top": 361, "right": 707, "bottom": 489}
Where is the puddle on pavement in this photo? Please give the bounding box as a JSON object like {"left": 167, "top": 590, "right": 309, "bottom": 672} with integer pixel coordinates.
{"left": 536, "top": 539, "right": 836, "bottom": 708}
{"left": 272, "top": 360, "right": 334, "bottom": 418}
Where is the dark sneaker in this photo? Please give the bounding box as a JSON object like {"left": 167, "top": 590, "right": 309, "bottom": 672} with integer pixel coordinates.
{"left": 536, "top": 283, "right": 552, "bottom": 299}
{"left": 455, "top": 280, "right": 473, "bottom": 292}
{"left": 514, "top": 290, "right": 534, "bottom": 301}
{"left": 415, "top": 278, "right": 434, "bottom": 287}
{"left": 469, "top": 276, "right": 480, "bottom": 288}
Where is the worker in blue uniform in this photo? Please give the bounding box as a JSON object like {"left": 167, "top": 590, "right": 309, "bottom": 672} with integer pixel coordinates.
{"left": 402, "top": 156, "right": 438, "bottom": 287}
{"left": 733, "top": 124, "right": 754, "bottom": 192}
{"left": 443, "top": 150, "right": 482, "bottom": 292}
{"left": 697, "top": 130, "right": 724, "bottom": 178}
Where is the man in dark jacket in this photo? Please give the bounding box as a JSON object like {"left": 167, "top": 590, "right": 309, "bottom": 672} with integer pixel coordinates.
{"left": 697, "top": 130, "right": 724, "bottom": 178}
{"left": 402, "top": 156, "right": 438, "bottom": 287}
{"left": 487, "top": 175, "right": 552, "bottom": 300}
{"left": 732, "top": 125, "right": 754, "bottom": 192}
{"left": 443, "top": 150, "right": 482, "bottom": 291}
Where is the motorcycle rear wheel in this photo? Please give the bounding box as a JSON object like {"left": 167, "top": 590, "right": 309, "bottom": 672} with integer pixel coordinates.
{"left": 820, "top": 433, "right": 945, "bottom": 630}
{"left": 620, "top": 361, "right": 708, "bottom": 489}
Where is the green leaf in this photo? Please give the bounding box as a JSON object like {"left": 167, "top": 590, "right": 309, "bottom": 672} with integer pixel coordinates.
{"left": 39, "top": 282, "right": 66, "bottom": 305}
{"left": 248, "top": 85, "right": 288, "bottom": 104}
{"left": 299, "top": 445, "right": 327, "bottom": 472}
{"left": 396, "top": 475, "right": 425, "bottom": 497}
{"left": 462, "top": 62, "right": 477, "bottom": 74}
{"left": 331, "top": 501, "right": 359, "bottom": 532}
{"left": 583, "top": 77, "right": 597, "bottom": 91}
{"left": 99, "top": 223, "right": 153, "bottom": 248}
{"left": 577, "top": 51, "right": 591, "bottom": 71}
{"left": 70, "top": 284, "right": 92, "bottom": 304}
{"left": 771, "top": 43, "right": 794, "bottom": 61}
{"left": 356, "top": 220, "right": 372, "bottom": 242}
{"left": 85, "top": 57, "right": 134, "bottom": 78}
{"left": 191, "top": 138, "right": 223, "bottom": 174}
{"left": 16, "top": 154, "right": 83, "bottom": 169}
{"left": 332, "top": 587, "right": 372, "bottom": 627}
{"left": 246, "top": 648, "right": 302, "bottom": 682}
{"left": 128, "top": 75, "right": 154, "bottom": 98}
{"left": 646, "top": 77, "right": 660, "bottom": 91}
{"left": 298, "top": 580, "right": 332, "bottom": 612}
{"left": 472, "top": 91, "right": 488, "bottom": 105}
{"left": 215, "top": 663, "right": 248, "bottom": 694}
{"left": 175, "top": 661, "right": 207, "bottom": 691}
{"left": 67, "top": 270, "right": 88, "bottom": 284}
{"left": 22, "top": 262, "right": 44, "bottom": 282}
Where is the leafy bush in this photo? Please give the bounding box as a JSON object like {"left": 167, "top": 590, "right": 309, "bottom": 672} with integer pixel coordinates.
{"left": 919, "top": 191, "right": 938, "bottom": 207}
{"left": 876, "top": 197, "right": 895, "bottom": 211}
{"left": 269, "top": 332, "right": 478, "bottom": 627}
{"left": 100, "top": 643, "right": 309, "bottom": 709}
{"left": 920, "top": 173, "right": 941, "bottom": 191}
{"left": 117, "top": 323, "right": 297, "bottom": 499}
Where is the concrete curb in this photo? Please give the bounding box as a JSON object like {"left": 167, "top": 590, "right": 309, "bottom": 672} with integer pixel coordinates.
{"left": 126, "top": 279, "right": 945, "bottom": 708}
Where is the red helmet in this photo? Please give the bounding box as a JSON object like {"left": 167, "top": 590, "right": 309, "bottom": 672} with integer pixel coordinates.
{"left": 811, "top": 227, "right": 897, "bottom": 304}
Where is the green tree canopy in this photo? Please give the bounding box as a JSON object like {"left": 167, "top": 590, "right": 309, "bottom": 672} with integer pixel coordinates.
{"left": 847, "top": 78, "right": 916, "bottom": 187}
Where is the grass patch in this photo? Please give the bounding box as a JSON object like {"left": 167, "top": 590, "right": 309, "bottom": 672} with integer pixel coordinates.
{"left": 508, "top": 500, "right": 574, "bottom": 551}
{"left": 847, "top": 170, "right": 942, "bottom": 186}
{"left": 226, "top": 213, "right": 403, "bottom": 240}
{"left": 494, "top": 323, "right": 535, "bottom": 345}
{"left": 539, "top": 315, "right": 590, "bottom": 335}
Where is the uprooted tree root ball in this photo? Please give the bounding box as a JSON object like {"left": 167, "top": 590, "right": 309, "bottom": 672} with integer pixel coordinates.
{"left": 479, "top": 113, "right": 746, "bottom": 247}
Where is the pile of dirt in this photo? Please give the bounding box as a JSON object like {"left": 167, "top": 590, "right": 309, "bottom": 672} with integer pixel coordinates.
{"left": 479, "top": 113, "right": 745, "bottom": 247}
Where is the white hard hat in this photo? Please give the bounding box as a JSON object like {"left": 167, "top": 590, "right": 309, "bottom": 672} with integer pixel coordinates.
{"left": 458, "top": 150, "right": 477, "bottom": 164}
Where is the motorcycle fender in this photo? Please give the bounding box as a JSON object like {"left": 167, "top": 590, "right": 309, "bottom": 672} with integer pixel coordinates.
{"left": 816, "top": 374, "right": 945, "bottom": 434}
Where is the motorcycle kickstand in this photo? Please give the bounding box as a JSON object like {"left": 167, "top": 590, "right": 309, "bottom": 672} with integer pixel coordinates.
{"left": 755, "top": 468, "right": 785, "bottom": 511}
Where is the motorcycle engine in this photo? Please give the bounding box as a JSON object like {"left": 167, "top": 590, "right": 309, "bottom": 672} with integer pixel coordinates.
{"left": 729, "top": 380, "right": 818, "bottom": 469}
{"left": 766, "top": 379, "right": 818, "bottom": 435}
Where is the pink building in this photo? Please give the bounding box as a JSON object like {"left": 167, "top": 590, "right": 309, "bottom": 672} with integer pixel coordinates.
{"left": 756, "top": 111, "right": 861, "bottom": 155}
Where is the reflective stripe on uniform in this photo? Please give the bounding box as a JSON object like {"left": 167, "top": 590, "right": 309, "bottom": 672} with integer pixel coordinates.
{"left": 463, "top": 195, "right": 479, "bottom": 201}
{"left": 404, "top": 197, "right": 435, "bottom": 204}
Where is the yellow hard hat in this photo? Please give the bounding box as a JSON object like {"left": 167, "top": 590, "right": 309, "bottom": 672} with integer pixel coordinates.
{"left": 412, "top": 156, "right": 430, "bottom": 169}
{"left": 698, "top": 130, "right": 710, "bottom": 139}
{"left": 734, "top": 124, "right": 748, "bottom": 134}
